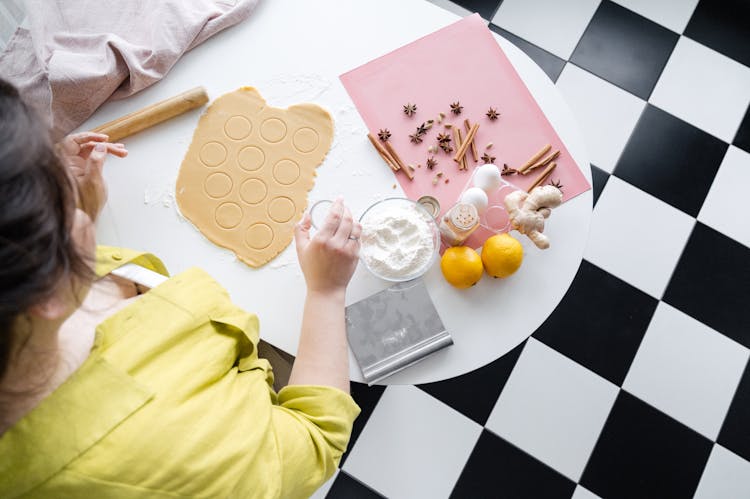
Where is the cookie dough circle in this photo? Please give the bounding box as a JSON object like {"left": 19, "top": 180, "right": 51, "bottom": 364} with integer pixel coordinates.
{"left": 261, "top": 118, "right": 287, "bottom": 143}
{"left": 238, "top": 146, "right": 265, "bottom": 172}
{"left": 240, "top": 178, "right": 267, "bottom": 205}
{"left": 268, "top": 197, "right": 296, "bottom": 223}
{"left": 199, "top": 141, "right": 227, "bottom": 167}
{"left": 204, "top": 172, "right": 233, "bottom": 199}
{"left": 293, "top": 127, "right": 319, "bottom": 153}
{"left": 245, "top": 223, "right": 274, "bottom": 250}
{"left": 224, "top": 115, "right": 252, "bottom": 140}
{"left": 215, "top": 202, "right": 243, "bottom": 229}
{"left": 273, "top": 159, "right": 300, "bottom": 185}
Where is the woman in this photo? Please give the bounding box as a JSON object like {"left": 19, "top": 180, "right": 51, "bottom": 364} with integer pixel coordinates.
{"left": 0, "top": 79, "right": 361, "bottom": 498}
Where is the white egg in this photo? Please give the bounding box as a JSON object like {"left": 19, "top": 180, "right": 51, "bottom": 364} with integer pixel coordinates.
{"left": 473, "top": 163, "right": 502, "bottom": 193}
{"left": 460, "top": 187, "right": 489, "bottom": 214}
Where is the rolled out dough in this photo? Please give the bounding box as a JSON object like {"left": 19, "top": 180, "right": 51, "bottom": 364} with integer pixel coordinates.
{"left": 176, "top": 87, "right": 334, "bottom": 267}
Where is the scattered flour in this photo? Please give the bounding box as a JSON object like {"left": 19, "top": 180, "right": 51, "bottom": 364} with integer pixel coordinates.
{"left": 360, "top": 202, "right": 436, "bottom": 280}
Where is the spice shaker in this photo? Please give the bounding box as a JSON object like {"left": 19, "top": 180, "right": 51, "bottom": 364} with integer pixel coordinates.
{"left": 439, "top": 202, "right": 479, "bottom": 246}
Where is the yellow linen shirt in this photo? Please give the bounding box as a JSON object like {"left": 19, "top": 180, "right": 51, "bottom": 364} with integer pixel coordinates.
{"left": 0, "top": 246, "right": 360, "bottom": 498}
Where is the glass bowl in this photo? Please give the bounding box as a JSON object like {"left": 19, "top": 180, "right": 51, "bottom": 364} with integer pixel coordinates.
{"left": 358, "top": 197, "right": 441, "bottom": 282}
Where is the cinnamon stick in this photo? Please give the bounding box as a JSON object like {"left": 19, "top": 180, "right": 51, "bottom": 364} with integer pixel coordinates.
{"left": 367, "top": 134, "right": 399, "bottom": 172}
{"left": 464, "top": 119, "right": 478, "bottom": 162}
{"left": 453, "top": 122, "right": 479, "bottom": 164}
{"left": 452, "top": 127, "right": 463, "bottom": 170}
{"left": 91, "top": 87, "right": 209, "bottom": 142}
{"left": 523, "top": 150, "right": 560, "bottom": 174}
{"left": 527, "top": 162, "right": 557, "bottom": 192}
{"left": 383, "top": 141, "right": 413, "bottom": 180}
{"left": 518, "top": 144, "right": 552, "bottom": 173}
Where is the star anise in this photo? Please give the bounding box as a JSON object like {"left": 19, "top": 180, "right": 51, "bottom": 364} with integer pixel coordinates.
{"left": 403, "top": 103, "right": 417, "bottom": 117}
{"left": 439, "top": 142, "right": 454, "bottom": 154}
{"left": 486, "top": 107, "right": 500, "bottom": 120}
{"left": 481, "top": 152, "right": 496, "bottom": 164}
{"left": 377, "top": 128, "right": 391, "bottom": 141}
{"left": 450, "top": 102, "right": 463, "bottom": 115}
{"left": 409, "top": 133, "right": 423, "bottom": 144}
{"left": 426, "top": 156, "right": 437, "bottom": 169}
{"left": 415, "top": 121, "right": 433, "bottom": 136}
{"left": 501, "top": 163, "right": 517, "bottom": 176}
{"left": 549, "top": 178, "right": 564, "bottom": 190}
{"left": 436, "top": 132, "right": 451, "bottom": 144}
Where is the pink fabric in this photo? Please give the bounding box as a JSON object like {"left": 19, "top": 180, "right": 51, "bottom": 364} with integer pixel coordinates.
{"left": 340, "top": 14, "right": 591, "bottom": 248}
{"left": 0, "top": 0, "right": 259, "bottom": 140}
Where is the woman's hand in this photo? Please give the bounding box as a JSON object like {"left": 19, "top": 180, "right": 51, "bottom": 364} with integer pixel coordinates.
{"left": 294, "top": 197, "right": 361, "bottom": 295}
{"left": 56, "top": 132, "right": 128, "bottom": 222}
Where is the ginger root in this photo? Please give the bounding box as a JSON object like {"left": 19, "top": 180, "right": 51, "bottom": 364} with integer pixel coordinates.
{"left": 503, "top": 185, "right": 563, "bottom": 249}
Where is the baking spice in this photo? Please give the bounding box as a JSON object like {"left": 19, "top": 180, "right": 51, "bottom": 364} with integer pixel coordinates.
{"left": 486, "top": 142, "right": 493, "bottom": 149}
{"left": 444, "top": 123, "right": 453, "bottom": 128}
{"left": 377, "top": 129, "right": 391, "bottom": 142}
{"left": 454, "top": 123, "right": 479, "bottom": 166}
{"left": 445, "top": 179, "right": 450, "bottom": 184}
{"left": 464, "top": 119, "right": 479, "bottom": 162}
{"left": 549, "top": 178, "right": 564, "bottom": 190}
{"left": 409, "top": 133, "right": 423, "bottom": 144}
{"left": 383, "top": 141, "right": 413, "bottom": 180}
{"left": 367, "top": 133, "right": 399, "bottom": 172}
{"left": 501, "top": 164, "right": 517, "bottom": 176}
{"left": 527, "top": 162, "right": 557, "bottom": 192}
{"left": 439, "top": 202, "right": 479, "bottom": 246}
{"left": 403, "top": 103, "right": 417, "bottom": 116}
{"left": 439, "top": 142, "right": 453, "bottom": 154}
{"left": 481, "top": 152, "right": 496, "bottom": 164}
{"left": 452, "top": 127, "right": 462, "bottom": 168}
{"left": 486, "top": 108, "right": 500, "bottom": 120}
{"left": 416, "top": 121, "right": 432, "bottom": 135}
{"left": 450, "top": 102, "right": 463, "bottom": 115}
{"left": 518, "top": 144, "right": 552, "bottom": 173}
{"left": 436, "top": 132, "right": 451, "bottom": 144}
{"left": 523, "top": 150, "right": 560, "bottom": 174}
{"left": 426, "top": 156, "right": 437, "bottom": 169}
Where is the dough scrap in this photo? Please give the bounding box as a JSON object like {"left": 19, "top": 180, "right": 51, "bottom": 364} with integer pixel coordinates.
{"left": 176, "top": 87, "right": 334, "bottom": 267}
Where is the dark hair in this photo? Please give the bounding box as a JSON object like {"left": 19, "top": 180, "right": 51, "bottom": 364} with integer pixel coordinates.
{"left": 0, "top": 79, "right": 93, "bottom": 380}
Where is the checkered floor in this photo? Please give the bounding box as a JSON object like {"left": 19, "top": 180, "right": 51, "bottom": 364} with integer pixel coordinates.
{"left": 317, "top": 1, "right": 750, "bottom": 498}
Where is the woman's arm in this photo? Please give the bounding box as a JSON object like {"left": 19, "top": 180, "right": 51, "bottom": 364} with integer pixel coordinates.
{"left": 288, "top": 197, "right": 361, "bottom": 393}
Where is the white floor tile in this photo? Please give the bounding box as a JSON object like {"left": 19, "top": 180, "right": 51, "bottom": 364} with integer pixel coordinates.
{"left": 572, "top": 485, "right": 602, "bottom": 499}
{"left": 491, "top": 0, "right": 601, "bottom": 59}
{"left": 556, "top": 63, "right": 645, "bottom": 173}
{"left": 485, "top": 338, "right": 618, "bottom": 481}
{"left": 623, "top": 302, "right": 749, "bottom": 440}
{"left": 698, "top": 146, "right": 750, "bottom": 248}
{"left": 650, "top": 36, "right": 750, "bottom": 143}
{"left": 611, "top": 0, "right": 698, "bottom": 33}
{"left": 694, "top": 445, "right": 750, "bottom": 499}
{"left": 343, "top": 385, "right": 482, "bottom": 499}
{"left": 584, "top": 176, "right": 695, "bottom": 299}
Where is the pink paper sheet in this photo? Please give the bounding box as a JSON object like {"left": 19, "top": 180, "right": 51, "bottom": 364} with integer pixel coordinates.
{"left": 340, "top": 14, "right": 590, "bottom": 248}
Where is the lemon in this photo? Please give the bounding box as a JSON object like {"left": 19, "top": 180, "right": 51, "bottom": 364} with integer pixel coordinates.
{"left": 441, "top": 246, "right": 483, "bottom": 289}
{"left": 481, "top": 233, "right": 523, "bottom": 278}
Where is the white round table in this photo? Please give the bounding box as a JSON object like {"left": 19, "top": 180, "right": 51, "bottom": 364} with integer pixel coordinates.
{"left": 86, "top": 0, "right": 592, "bottom": 385}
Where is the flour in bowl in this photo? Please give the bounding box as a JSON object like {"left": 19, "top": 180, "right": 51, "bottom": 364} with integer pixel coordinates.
{"left": 360, "top": 201, "right": 436, "bottom": 280}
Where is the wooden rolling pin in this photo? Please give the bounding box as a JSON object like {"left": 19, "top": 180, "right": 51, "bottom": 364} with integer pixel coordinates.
{"left": 91, "top": 87, "right": 209, "bottom": 142}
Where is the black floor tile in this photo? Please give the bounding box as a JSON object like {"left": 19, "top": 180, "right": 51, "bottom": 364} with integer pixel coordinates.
{"left": 417, "top": 341, "right": 524, "bottom": 426}
{"left": 614, "top": 104, "right": 728, "bottom": 217}
{"left": 450, "top": 430, "right": 576, "bottom": 499}
{"left": 339, "top": 382, "right": 386, "bottom": 467}
{"left": 450, "top": 0, "right": 501, "bottom": 20}
{"left": 590, "top": 164, "right": 609, "bottom": 207}
{"left": 664, "top": 222, "right": 750, "bottom": 348}
{"left": 718, "top": 361, "right": 750, "bottom": 463}
{"left": 489, "top": 24, "right": 567, "bottom": 82}
{"left": 581, "top": 391, "right": 712, "bottom": 499}
{"left": 326, "top": 471, "right": 385, "bottom": 499}
{"left": 532, "top": 260, "right": 658, "bottom": 386}
{"left": 570, "top": 0, "right": 679, "bottom": 99}
{"left": 685, "top": 0, "right": 750, "bottom": 67}
{"left": 734, "top": 104, "right": 750, "bottom": 154}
